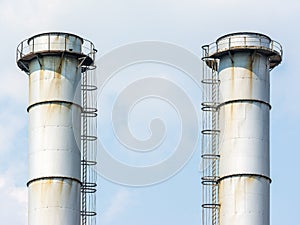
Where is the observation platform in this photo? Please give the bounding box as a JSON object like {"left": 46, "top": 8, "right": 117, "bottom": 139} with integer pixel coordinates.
{"left": 16, "top": 32, "right": 97, "bottom": 73}
{"left": 202, "top": 32, "right": 283, "bottom": 69}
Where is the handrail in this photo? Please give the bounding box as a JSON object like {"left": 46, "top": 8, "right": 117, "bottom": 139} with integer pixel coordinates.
{"left": 16, "top": 33, "right": 96, "bottom": 63}
{"left": 202, "top": 36, "right": 283, "bottom": 59}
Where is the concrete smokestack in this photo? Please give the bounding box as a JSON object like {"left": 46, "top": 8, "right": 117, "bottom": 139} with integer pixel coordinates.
{"left": 16, "top": 32, "right": 96, "bottom": 225}
{"left": 201, "top": 32, "right": 282, "bottom": 225}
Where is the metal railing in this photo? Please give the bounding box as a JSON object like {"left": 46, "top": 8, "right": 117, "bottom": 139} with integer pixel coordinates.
{"left": 16, "top": 33, "right": 96, "bottom": 63}
{"left": 203, "top": 36, "right": 283, "bottom": 59}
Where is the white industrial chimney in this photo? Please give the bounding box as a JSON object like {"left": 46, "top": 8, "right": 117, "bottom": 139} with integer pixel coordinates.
{"left": 201, "top": 32, "right": 282, "bottom": 225}
{"left": 16, "top": 32, "right": 97, "bottom": 225}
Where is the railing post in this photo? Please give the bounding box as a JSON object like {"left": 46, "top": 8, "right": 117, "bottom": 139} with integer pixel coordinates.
{"left": 48, "top": 34, "right": 50, "bottom": 52}
{"left": 271, "top": 41, "right": 274, "bottom": 51}
{"left": 21, "top": 42, "right": 23, "bottom": 57}
{"left": 32, "top": 38, "right": 34, "bottom": 53}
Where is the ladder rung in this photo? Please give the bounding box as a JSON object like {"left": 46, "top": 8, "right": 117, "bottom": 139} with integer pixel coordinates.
{"left": 201, "top": 154, "right": 220, "bottom": 159}
{"left": 201, "top": 129, "right": 220, "bottom": 135}
{"left": 202, "top": 203, "right": 220, "bottom": 209}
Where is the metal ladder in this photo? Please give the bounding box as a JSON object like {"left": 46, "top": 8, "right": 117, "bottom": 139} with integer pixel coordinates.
{"left": 201, "top": 46, "right": 220, "bottom": 225}
{"left": 81, "top": 65, "right": 98, "bottom": 225}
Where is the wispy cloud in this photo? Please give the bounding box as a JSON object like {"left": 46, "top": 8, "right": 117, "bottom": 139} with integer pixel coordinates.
{"left": 102, "top": 189, "right": 133, "bottom": 224}
{"left": 0, "top": 169, "right": 27, "bottom": 224}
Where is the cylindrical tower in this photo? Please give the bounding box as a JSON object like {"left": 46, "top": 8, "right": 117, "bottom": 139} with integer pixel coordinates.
{"left": 201, "top": 32, "right": 282, "bottom": 225}
{"left": 16, "top": 32, "right": 96, "bottom": 225}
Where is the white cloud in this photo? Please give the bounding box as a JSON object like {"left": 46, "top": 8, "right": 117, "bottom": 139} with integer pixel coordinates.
{"left": 101, "top": 189, "right": 133, "bottom": 224}
{"left": 0, "top": 169, "right": 27, "bottom": 225}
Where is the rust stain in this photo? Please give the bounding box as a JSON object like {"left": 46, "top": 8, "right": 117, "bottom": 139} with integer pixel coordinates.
{"left": 50, "top": 74, "right": 62, "bottom": 98}
{"left": 245, "top": 175, "right": 256, "bottom": 184}
{"left": 46, "top": 102, "right": 64, "bottom": 115}
{"left": 40, "top": 70, "right": 45, "bottom": 94}
{"left": 58, "top": 178, "right": 64, "bottom": 195}
{"left": 224, "top": 104, "right": 234, "bottom": 138}
{"left": 52, "top": 57, "right": 65, "bottom": 97}
{"left": 43, "top": 102, "right": 64, "bottom": 132}
{"left": 247, "top": 53, "right": 254, "bottom": 98}
{"left": 39, "top": 179, "right": 53, "bottom": 205}
{"left": 46, "top": 72, "right": 62, "bottom": 100}
{"left": 231, "top": 55, "right": 235, "bottom": 98}
{"left": 56, "top": 57, "right": 64, "bottom": 75}
{"left": 54, "top": 71, "right": 62, "bottom": 79}
{"left": 36, "top": 70, "right": 62, "bottom": 104}
{"left": 54, "top": 34, "right": 60, "bottom": 41}
{"left": 39, "top": 69, "right": 45, "bottom": 80}
{"left": 231, "top": 62, "right": 235, "bottom": 80}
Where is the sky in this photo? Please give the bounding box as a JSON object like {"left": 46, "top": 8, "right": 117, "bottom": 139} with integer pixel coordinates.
{"left": 0, "top": 0, "right": 299, "bottom": 225}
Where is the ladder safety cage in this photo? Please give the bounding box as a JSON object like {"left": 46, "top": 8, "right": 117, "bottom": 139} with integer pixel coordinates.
{"left": 201, "top": 46, "right": 220, "bottom": 225}
{"left": 81, "top": 61, "right": 98, "bottom": 225}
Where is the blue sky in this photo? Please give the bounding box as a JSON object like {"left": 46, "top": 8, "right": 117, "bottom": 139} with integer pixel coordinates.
{"left": 0, "top": 0, "right": 299, "bottom": 225}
